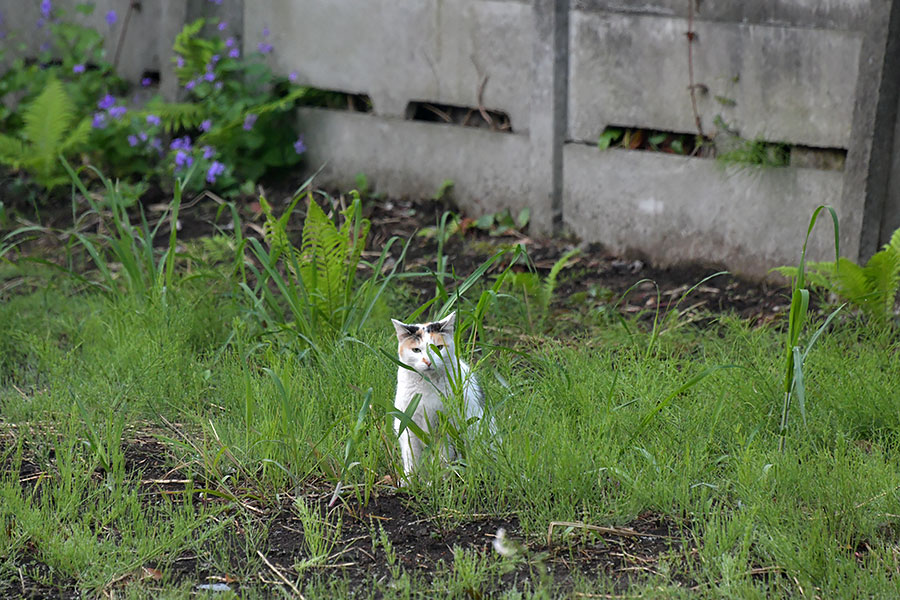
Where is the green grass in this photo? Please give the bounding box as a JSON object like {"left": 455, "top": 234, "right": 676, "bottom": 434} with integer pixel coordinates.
{"left": 2, "top": 201, "right": 900, "bottom": 597}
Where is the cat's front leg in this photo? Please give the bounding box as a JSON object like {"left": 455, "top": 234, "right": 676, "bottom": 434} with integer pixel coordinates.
{"left": 397, "top": 427, "right": 427, "bottom": 486}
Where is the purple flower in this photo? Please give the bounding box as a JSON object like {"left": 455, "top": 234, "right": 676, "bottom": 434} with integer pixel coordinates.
{"left": 72, "top": 63, "right": 85, "bottom": 73}
{"left": 257, "top": 42, "right": 273, "bottom": 54}
{"left": 202, "top": 145, "right": 215, "bottom": 159}
{"left": 228, "top": 48, "right": 239, "bottom": 59}
{"left": 206, "top": 161, "right": 226, "bottom": 183}
{"left": 150, "top": 137, "right": 162, "bottom": 151}
{"left": 138, "top": 131, "right": 148, "bottom": 142}
{"left": 105, "top": 10, "right": 117, "bottom": 26}
{"left": 289, "top": 71, "right": 298, "bottom": 83}
{"left": 176, "top": 55, "right": 184, "bottom": 68}
{"left": 293, "top": 137, "right": 306, "bottom": 154}
{"left": 39, "top": 41, "right": 50, "bottom": 52}
{"left": 208, "top": 0, "right": 223, "bottom": 4}
{"left": 225, "top": 37, "right": 235, "bottom": 48}
{"left": 127, "top": 134, "right": 139, "bottom": 147}
{"left": 98, "top": 94, "right": 116, "bottom": 110}
{"left": 146, "top": 114, "right": 161, "bottom": 127}
{"left": 217, "top": 21, "right": 227, "bottom": 31}
{"left": 214, "top": 81, "right": 223, "bottom": 91}
{"left": 211, "top": 54, "right": 220, "bottom": 64}
{"left": 200, "top": 119, "right": 212, "bottom": 132}
{"left": 141, "top": 77, "right": 152, "bottom": 87}
{"left": 203, "top": 71, "right": 215, "bottom": 82}
{"left": 185, "top": 79, "right": 196, "bottom": 91}
{"left": 262, "top": 26, "right": 270, "bottom": 37}
{"left": 40, "top": 0, "right": 51, "bottom": 18}
{"left": 170, "top": 136, "right": 192, "bottom": 151}
{"left": 91, "top": 112, "right": 107, "bottom": 129}
{"left": 174, "top": 150, "right": 194, "bottom": 170}
{"left": 242, "top": 113, "right": 257, "bottom": 130}
{"left": 108, "top": 106, "right": 127, "bottom": 119}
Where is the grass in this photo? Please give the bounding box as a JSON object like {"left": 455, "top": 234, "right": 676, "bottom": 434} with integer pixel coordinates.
{"left": 1, "top": 192, "right": 900, "bottom": 597}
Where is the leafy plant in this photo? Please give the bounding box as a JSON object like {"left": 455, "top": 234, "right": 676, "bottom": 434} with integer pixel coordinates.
{"left": 243, "top": 185, "right": 407, "bottom": 353}
{"left": 473, "top": 207, "right": 530, "bottom": 236}
{"left": 0, "top": 78, "right": 91, "bottom": 189}
{"left": 777, "top": 205, "right": 842, "bottom": 452}
{"left": 714, "top": 116, "right": 790, "bottom": 168}
{"left": 163, "top": 18, "right": 308, "bottom": 190}
{"left": 774, "top": 228, "right": 900, "bottom": 325}
{"left": 0, "top": 3, "right": 123, "bottom": 134}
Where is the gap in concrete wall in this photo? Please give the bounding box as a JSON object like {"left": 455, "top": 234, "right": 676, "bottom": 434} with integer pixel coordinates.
{"left": 593, "top": 125, "right": 708, "bottom": 156}
{"left": 788, "top": 145, "right": 846, "bottom": 172}
{"left": 589, "top": 125, "right": 847, "bottom": 171}
{"left": 405, "top": 101, "right": 513, "bottom": 133}
{"left": 140, "top": 71, "right": 161, "bottom": 86}
{"left": 299, "top": 89, "right": 373, "bottom": 113}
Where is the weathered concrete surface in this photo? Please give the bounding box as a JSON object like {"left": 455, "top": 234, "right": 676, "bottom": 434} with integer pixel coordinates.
{"left": 0, "top": 0, "right": 167, "bottom": 84}
{"left": 574, "top": 0, "right": 872, "bottom": 30}
{"left": 529, "top": 0, "right": 568, "bottom": 233}
{"left": 568, "top": 10, "right": 861, "bottom": 148}
{"left": 244, "top": 0, "right": 533, "bottom": 130}
{"left": 296, "top": 107, "right": 534, "bottom": 218}
{"left": 563, "top": 145, "right": 848, "bottom": 275}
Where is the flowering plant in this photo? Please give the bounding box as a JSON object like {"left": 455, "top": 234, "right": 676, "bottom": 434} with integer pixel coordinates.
{"left": 160, "top": 17, "right": 308, "bottom": 191}
{"left": 0, "top": 6, "right": 307, "bottom": 200}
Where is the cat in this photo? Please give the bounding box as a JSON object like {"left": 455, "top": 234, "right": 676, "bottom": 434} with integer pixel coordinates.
{"left": 391, "top": 311, "right": 495, "bottom": 480}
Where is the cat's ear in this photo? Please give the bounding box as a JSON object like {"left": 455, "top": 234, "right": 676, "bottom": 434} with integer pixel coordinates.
{"left": 392, "top": 319, "right": 418, "bottom": 341}
{"left": 435, "top": 311, "right": 456, "bottom": 333}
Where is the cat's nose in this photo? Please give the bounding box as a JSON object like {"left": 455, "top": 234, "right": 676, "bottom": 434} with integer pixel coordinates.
{"left": 422, "top": 357, "right": 431, "bottom": 367}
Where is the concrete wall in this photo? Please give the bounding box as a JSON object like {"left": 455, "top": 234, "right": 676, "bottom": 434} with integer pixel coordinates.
{"left": 2, "top": 0, "right": 898, "bottom": 278}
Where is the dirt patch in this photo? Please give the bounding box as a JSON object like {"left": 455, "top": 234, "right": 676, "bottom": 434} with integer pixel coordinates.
{"left": 2, "top": 432, "right": 698, "bottom": 597}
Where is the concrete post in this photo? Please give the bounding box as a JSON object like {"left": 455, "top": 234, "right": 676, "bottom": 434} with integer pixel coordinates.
{"left": 530, "top": 0, "right": 569, "bottom": 234}
{"left": 844, "top": 0, "right": 900, "bottom": 260}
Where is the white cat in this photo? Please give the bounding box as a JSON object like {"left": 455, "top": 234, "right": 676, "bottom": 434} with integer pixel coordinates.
{"left": 391, "top": 311, "right": 495, "bottom": 480}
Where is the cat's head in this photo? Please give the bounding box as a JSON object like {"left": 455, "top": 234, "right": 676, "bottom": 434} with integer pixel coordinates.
{"left": 391, "top": 312, "right": 456, "bottom": 374}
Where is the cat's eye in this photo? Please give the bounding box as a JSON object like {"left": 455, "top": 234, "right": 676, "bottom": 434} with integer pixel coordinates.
{"left": 411, "top": 348, "right": 421, "bottom": 353}
{"left": 435, "top": 345, "right": 445, "bottom": 350}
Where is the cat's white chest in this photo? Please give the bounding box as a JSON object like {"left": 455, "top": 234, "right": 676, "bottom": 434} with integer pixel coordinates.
{"left": 393, "top": 369, "right": 447, "bottom": 425}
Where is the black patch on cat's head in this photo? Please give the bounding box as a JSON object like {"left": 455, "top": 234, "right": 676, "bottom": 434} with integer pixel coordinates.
{"left": 392, "top": 318, "right": 422, "bottom": 341}
{"left": 425, "top": 322, "right": 444, "bottom": 334}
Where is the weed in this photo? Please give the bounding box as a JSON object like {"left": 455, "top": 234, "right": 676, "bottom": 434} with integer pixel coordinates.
{"left": 57, "top": 158, "right": 192, "bottom": 303}
{"left": 777, "top": 205, "right": 842, "bottom": 453}
{"left": 294, "top": 497, "right": 343, "bottom": 570}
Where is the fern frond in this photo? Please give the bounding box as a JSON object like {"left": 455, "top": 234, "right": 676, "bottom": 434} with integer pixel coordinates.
{"left": 143, "top": 102, "right": 207, "bottom": 133}
{"left": 832, "top": 257, "right": 871, "bottom": 309}
{"left": 863, "top": 249, "right": 900, "bottom": 320}
{"left": 60, "top": 116, "right": 92, "bottom": 153}
{"left": 888, "top": 227, "right": 900, "bottom": 255}
{"left": 543, "top": 248, "right": 580, "bottom": 312}
{"left": 22, "top": 77, "right": 75, "bottom": 182}
{"left": 0, "top": 134, "right": 26, "bottom": 168}
{"left": 772, "top": 262, "right": 834, "bottom": 291}
{"left": 300, "top": 199, "right": 348, "bottom": 323}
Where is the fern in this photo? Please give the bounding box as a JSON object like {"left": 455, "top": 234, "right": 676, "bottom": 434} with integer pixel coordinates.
{"left": 0, "top": 77, "right": 85, "bottom": 188}
{"left": 255, "top": 190, "right": 371, "bottom": 335}
{"left": 299, "top": 195, "right": 371, "bottom": 326}
{"left": 774, "top": 231, "right": 900, "bottom": 324}
{"left": 143, "top": 102, "right": 206, "bottom": 133}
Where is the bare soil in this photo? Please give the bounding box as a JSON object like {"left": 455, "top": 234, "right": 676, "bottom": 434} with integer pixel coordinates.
{"left": 3, "top": 433, "right": 699, "bottom": 598}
